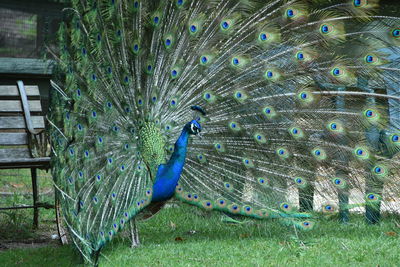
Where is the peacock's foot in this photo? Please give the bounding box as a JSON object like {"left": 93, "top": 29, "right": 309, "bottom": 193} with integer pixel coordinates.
{"left": 131, "top": 238, "right": 140, "bottom": 248}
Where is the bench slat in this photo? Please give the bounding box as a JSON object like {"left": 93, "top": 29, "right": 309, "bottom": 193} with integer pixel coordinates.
{"left": 0, "top": 85, "right": 40, "bottom": 97}
{"left": 0, "top": 148, "right": 31, "bottom": 159}
{"left": 0, "top": 116, "right": 45, "bottom": 130}
{"left": 0, "top": 100, "right": 42, "bottom": 112}
{"left": 0, "top": 133, "right": 28, "bottom": 145}
{"left": 0, "top": 157, "right": 51, "bottom": 169}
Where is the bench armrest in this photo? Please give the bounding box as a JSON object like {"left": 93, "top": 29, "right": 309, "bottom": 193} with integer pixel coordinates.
{"left": 17, "top": 80, "right": 42, "bottom": 135}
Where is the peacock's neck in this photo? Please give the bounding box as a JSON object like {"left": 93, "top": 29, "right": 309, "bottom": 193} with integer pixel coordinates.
{"left": 151, "top": 125, "right": 190, "bottom": 202}
{"left": 170, "top": 127, "right": 190, "bottom": 164}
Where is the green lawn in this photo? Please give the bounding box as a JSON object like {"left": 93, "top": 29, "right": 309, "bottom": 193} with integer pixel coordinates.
{"left": 0, "top": 170, "right": 399, "bottom": 266}
{"left": 0, "top": 204, "right": 399, "bottom": 267}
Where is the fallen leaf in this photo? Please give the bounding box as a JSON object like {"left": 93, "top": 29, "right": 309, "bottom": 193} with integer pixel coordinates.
{"left": 175, "top": 237, "right": 183, "bottom": 242}
{"left": 385, "top": 231, "right": 397, "bottom": 237}
{"left": 10, "top": 183, "right": 24, "bottom": 189}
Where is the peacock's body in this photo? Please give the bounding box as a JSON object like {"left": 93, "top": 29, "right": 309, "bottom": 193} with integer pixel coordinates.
{"left": 49, "top": 0, "right": 400, "bottom": 264}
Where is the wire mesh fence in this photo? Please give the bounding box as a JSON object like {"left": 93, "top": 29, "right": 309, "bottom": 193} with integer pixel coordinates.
{"left": 0, "top": 0, "right": 69, "bottom": 59}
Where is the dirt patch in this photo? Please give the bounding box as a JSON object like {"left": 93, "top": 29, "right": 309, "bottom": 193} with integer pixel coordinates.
{"left": 0, "top": 238, "right": 60, "bottom": 251}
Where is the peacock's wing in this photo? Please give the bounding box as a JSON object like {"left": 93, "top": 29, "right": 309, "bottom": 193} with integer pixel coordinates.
{"left": 50, "top": 87, "right": 153, "bottom": 262}
{"left": 154, "top": 0, "right": 400, "bottom": 227}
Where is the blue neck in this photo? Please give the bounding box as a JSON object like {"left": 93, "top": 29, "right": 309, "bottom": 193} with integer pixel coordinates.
{"left": 151, "top": 126, "right": 190, "bottom": 202}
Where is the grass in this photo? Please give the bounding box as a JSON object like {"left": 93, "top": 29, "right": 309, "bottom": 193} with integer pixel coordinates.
{"left": 0, "top": 169, "right": 399, "bottom": 266}
{"left": 0, "top": 169, "right": 55, "bottom": 241}
{"left": 0, "top": 204, "right": 399, "bottom": 267}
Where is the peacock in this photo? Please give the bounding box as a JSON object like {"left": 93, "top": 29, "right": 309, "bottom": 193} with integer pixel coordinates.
{"left": 48, "top": 0, "right": 400, "bottom": 265}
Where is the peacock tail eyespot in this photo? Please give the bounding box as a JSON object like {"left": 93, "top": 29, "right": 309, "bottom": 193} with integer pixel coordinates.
{"left": 280, "top": 203, "right": 292, "bottom": 212}
{"left": 286, "top": 8, "right": 298, "bottom": 18}
{"left": 221, "top": 21, "right": 230, "bottom": 30}
{"left": 320, "top": 24, "right": 331, "bottom": 34}
{"left": 217, "top": 199, "right": 226, "bottom": 207}
{"left": 224, "top": 182, "right": 231, "bottom": 189}
{"left": 294, "top": 177, "right": 308, "bottom": 188}
{"left": 230, "top": 203, "right": 240, "bottom": 213}
{"left": 365, "top": 55, "right": 375, "bottom": 63}
{"left": 392, "top": 29, "right": 400, "bottom": 38}
{"left": 296, "top": 52, "right": 304, "bottom": 60}
{"left": 258, "top": 178, "right": 267, "bottom": 185}
{"left": 390, "top": 133, "right": 399, "bottom": 143}
{"left": 332, "top": 67, "right": 342, "bottom": 76}
{"left": 244, "top": 206, "right": 253, "bottom": 214}
{"left": 363, "top": 108, "right": 379, "bottom": 122}
{"left": 366, "top": 193, "right": 380, "bottom": 202}
{"left": 353, "top": 0, "right": 367, "bottom": 7}
{"left": 259, "top": 32, "right": 268, "bottom": 41}
{"left": 373, "top": 165, "right": 386, "bottom": 175}
{"left": 202, "top": 200, "right": 213, "bottom": 209}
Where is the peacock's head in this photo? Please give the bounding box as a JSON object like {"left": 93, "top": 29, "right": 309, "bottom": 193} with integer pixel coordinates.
{"left": 186, "top": 120, "right": 202, "bottom": 135}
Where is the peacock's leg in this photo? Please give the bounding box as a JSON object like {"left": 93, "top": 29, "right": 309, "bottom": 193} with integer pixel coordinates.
{"left": 130, "top": 219, "right": 140, "bottom": 248}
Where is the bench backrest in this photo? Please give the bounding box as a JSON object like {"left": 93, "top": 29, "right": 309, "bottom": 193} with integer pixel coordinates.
{"left": 0, "top": 84, "right": 45, "bottom": 161}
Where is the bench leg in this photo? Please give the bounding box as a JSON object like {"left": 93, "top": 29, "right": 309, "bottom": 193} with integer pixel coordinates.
{"left": 31, "top": 168, "right": 39, "bottom": 229}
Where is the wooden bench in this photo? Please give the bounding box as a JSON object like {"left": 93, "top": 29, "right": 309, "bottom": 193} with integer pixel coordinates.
{"left": 0, "top": 81, "right": 51, "bottom": 228}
